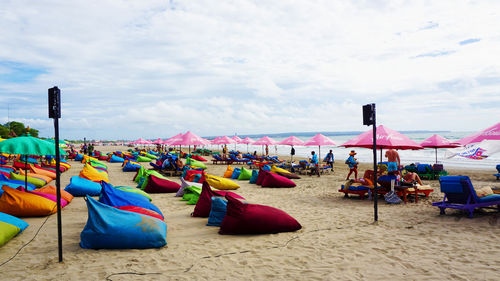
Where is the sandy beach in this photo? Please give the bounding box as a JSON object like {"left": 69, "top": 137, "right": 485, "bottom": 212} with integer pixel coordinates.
{"left": 1, "top": 145, "right": 499, "bottom": 281}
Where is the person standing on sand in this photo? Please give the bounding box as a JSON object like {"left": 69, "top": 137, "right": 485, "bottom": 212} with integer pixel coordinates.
{"left": 309, "top": 151, "right": 320, "bottom": 177}
{"left": 222, "top": 144, "right": 227, "bottom": 158}
{"left": 345, "top": 150, "right": 358, "bottom": 180}
{"left": 325, "top": 150, "right": 334, "bottom": 172}
{"left": 265, "top": 145, "right": 269, "bottom": 157}
{"left": 385, "top": 148, "right": 400, "bottom": 173}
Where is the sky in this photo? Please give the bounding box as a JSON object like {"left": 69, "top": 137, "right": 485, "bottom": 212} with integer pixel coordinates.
{"left": 0, "top": 0, "right": 499, "bottom": 140}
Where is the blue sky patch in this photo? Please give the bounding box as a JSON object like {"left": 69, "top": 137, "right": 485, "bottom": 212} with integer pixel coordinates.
{"left": 459, "top": 38, "right": 480, "bottom": 45}
{"left": 0, "top": 61, "right": 48, "bottom": 83}
{"left": 414, "top": 50, "right": 455, "bottom": 58}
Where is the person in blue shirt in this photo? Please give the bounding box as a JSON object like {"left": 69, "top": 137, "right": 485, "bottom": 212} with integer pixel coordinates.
{"left": 309, "top": 151, "right": 320, "bottom": 177}
{"left": 325, "top": 150, "right": 334, "bottom": 171}
{"left": 345, "top": 150, "right": 358, "bottom": 180}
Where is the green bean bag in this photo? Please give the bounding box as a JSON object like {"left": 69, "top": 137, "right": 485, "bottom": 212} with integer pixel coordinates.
{"left": 116, "top": 186, "right": 152, "bottom": 201}
{"left": 182, "top": 186, "right": 202, "bottom": 205}
{"left": 187, "top": 158, "right": 207, "bottom": 169}
{"left": 9, "top": 172, "right": 46, "bottom": 188}
{"left": 238, "top": 167, "right": 252, "bottom": 180}
{"left": 136, "top": 156, "right": 153, "bottom": 162}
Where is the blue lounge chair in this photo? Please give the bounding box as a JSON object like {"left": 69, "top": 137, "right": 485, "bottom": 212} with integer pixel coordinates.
{"left": 432, "top": 176, "right": 500, "bottom": 218}
{"left": 229, "top": 155, "right": 250, "bottom": 164}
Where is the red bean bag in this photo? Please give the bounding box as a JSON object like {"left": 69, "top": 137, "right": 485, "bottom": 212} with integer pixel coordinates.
{"left": 115, "top": 205, "right": 164, "bottom": 220}
{"left": 144, "top": 175, "right": 181, "bottom": 193}
{"left": 28, "top": 190, "right": 68, "bottom": 208}
{"left": 184, "top": 170, "right": 205, "bottom": 183}
{"left": 191, "top": 155, "right": 207, "bottom": 162}
{"left": 219, "top": 195, "right": 302, "bottom": 235}
{"left": 255, "top": 169, "right": 269, "bottom": 186}
{"left": 192, "top": 181, "right": 245, "bottom": 217}
{"left": 261, "top": 172, "right": 296, "bottom": 188}
{"left": 0, "top": 186, "right": 57, "bottom": 217}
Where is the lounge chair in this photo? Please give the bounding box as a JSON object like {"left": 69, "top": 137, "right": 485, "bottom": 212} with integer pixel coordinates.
{"left": 432, "top": 176, "right": 500, "bottom": 218}
{"left": 494, "top": 164, "right": 500, "bottom": 180}
{"left": 229, "top": 155, "right": 250, "bottom": 165}
{"left": 416, "top": 164, "right": 434, "bottom": 180}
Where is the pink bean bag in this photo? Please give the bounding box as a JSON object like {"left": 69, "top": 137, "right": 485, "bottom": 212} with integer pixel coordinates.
{"left": 261, "top": 172, "right": 296, "bottom": 188}
{"left": 144, "top": 175, "right": 181, "bottom": 193}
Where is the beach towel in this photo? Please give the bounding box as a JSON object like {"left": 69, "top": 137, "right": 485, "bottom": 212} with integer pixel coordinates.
{"left": 80, "top": 196, "right": 166, "bottom": 249}
{"left": 219, "top": 195, "right": 301, "bottom": 235}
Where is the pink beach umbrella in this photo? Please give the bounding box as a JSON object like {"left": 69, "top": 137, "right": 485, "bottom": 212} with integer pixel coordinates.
{"left": 420, "top": 134, "right": 460, "bottom": 163}
{"left": 211, "top": 136, "right": 236, "bottom": 145}
{"left": 231, "top": 135, "right": 242, "bottom": 150}
{"left": 240, "top": 137, "right": 255, "bottom": 152}
{"left": 132, "top": 138, "right": 153, "bottom": 145}
{"left": 456, "top": 122, "right": 500, "bottom": 145}
{"left": 163, "top": 133, "right": 183, "bottom": 145}
{"left": 253, "top": 136, "right": 277, "bottom": 156}
{"left": 278, "top": 136, "right": 305, "bottom": 161}
{"left": 303, "top": 133, "right": 336, "bottom": 160}
{"left": 342, "top": 125, "right": 423, "bottom": 160}
{"left": 169, "top": 131, "right": 210, "bottom": 153}
{"left": 152, "top": 138, "right": 164, "bottom": 145}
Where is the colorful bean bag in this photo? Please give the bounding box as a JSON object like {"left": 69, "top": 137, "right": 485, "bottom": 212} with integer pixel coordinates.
{"left": 122, "top": 161, "right": 141, "bottom": 172}
{"left": 270, "top": 165, "right": 291, "bottom": 174}
{"left": 144, "top": 175, "right": 181, "bottom": 193}
{"left": 64, "top": 176, "right": 102, "bottom": 196}
{"left": 219, "top": 195, "right": 302, "bottom": 235}
{"left": 256, "top": 170, "right": 269, "bottom": 186}
{"left": 204, "top": 174, "right": 240, "bottom": 190}
{"left": 9, "top": 172, "right": 46, "bottom": 188}
{"left": 36, "top": 185, "right": 74, "bottom": 203}
{"left": 182, "top": 186, "right": 202, "bottom": 205}
{"left": 191, "top": 155, "right": 207, "bottom": 162}
{"left": 0, "top": 186, "right": 57, "bottom": 217}
{"left": 18, "top": 170, "right": 52, "bottom": 184}
{"left": 80, "top": 196, "right": 167, "bottom": 249}
{"left": 276, "top": 171, "right": 301, "bottom": 179}
{"left": 223, "top": 165, "right": 234, "bottom": 178}
{"left": 30, "top": 166, "right": 56, "bottom": 180}
{"left": 261, "top": 172, "right": 296, "bottom": 188}
{"left": 99, "top": 182, "right": 163, "bottom": 218}
{"left": 114, "top": 205, "right": 163, "bottom": 220}
{"left": 115, "top": 186, "right": 152, "bottom": 201}
{"left": 0, "top": 174, "right": 36, "bottom": 190}
{"left": 187, "top": 158, "right": 207, "bottom": 169}
{"left": 231, "top": 168, "right": 241, "bottom": 180}
{"left": 109, "top": 155, "right": 124, "bottom": 163}
{"left": 79, "top": 164, "right": 109, "bottom": 183}
{"left": 136, "top": 155, "right": 153, "bottom": 162}
{"left": 192, "top": 181, "right": 245, "bottom": 217}
{"left": 237, "top": 167, "right": 252, "bottom": 180}
{"left": 207, "top": 197, "right": 228, "bottom": 227}
{"left": 27, "top": 189, "right": 68, "bottom": 208}
{"left": 74, "top": 153, "right": 84, "bottom": 161}
{"left": 184, "top": 170, "right": 204, "bottom": 183}
{"left": 249, "top": 170, "right": 259, "bottom": 184}
{"left": 0, "top": 212, "right": 29, "bottom": 247}
{"left": 176, "top": 177, "right": 203, "bottom": 197}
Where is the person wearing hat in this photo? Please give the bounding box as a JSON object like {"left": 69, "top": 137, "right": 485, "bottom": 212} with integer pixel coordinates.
{"left": 345, "top": 150, "right": 358, "bottom": 180}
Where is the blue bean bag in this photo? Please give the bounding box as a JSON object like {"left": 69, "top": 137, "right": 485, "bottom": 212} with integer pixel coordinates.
{"left": 109, "top": 155, "right": 124, "bottom": 163}
{"left": 249, "top": 170, "right": 259, "bottom": 184}
{"left": 99, "top": 182, "right": 163, "bottom": 219}
{"left": 231, "top": 168, "right": 241, "bottom": 179}
{"left": 206, "top": 197, "right": 228, "bottom": 227}
{"left": 0, "top": 212, "right": 29, "bottom": 232}
{"left": 80, "top": 196, "right": 167, "bottom": 249}
{"left": 74, "top": 153, "right": 84, "bottom": 161}
{"left": 123, "top": 162, "right": 141, "bottom": 172}
{"left": 0, "top": 174, "right": 36, "bottom": 190}
{"left": 64, "top": 176, "right": 102, "bottom": 196}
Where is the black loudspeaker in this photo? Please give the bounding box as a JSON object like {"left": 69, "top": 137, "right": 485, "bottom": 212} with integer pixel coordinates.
{"left": 48, "top": 86, "right": 61, "bottom": 118}
{"left": 362, "top": 103, "right": 375, "bottom": 126}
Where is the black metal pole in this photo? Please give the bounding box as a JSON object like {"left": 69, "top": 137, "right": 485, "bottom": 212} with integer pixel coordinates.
{"left": 54, "top": 117, "right": 62, "bottom": 262}
{"left": 372, "top": 106, "right": 378, "bottom": 222}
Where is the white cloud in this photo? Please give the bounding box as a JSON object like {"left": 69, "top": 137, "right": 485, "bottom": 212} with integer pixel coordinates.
{"left": 0, "top": 0, "right": 499, "bottom": 139}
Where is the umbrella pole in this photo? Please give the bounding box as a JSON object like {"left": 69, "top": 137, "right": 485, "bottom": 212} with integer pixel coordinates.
{"left": 435, "top": 148, "right": 438, "bottom": 164}
{"left": 24, "top": 156, "right": 27, "bottom": 191}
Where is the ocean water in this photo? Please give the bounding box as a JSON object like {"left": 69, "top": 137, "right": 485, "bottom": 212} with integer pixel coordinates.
{"left": 215, "top": 132, "right": 500, "bottom": 171}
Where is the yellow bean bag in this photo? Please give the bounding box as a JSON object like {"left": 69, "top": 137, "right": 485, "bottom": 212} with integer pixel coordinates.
{"left": 49, "top": 160, "right": 71, "bottom": 170}
{"left": 81, "top": 155, "right": 99, "bottom": 164}
{"left": 271, "top": 165, "right": 291, "bottom": 174}
{"left": 79, "top": 164, "right": 109, "bottom": 183}
{"left": 205, "top": 174, "right": 240, "bottom": 190}
{"left": 18, "top": 170, "right": 52, "bottom": 184}
{"left": 0, "top": 186, "right": 57, "bottom": 217}
{"left": 9, "top": 172, "right": 46, "bottom": 188}
{"left": 223, "top": 165, "right": 234, "bottom": 178}
{"left": 36, "top": 185, "right": 74, "bottom": 203}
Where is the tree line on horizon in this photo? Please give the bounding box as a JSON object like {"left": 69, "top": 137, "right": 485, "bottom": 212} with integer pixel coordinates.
{"left": 0, "top": 121, "right": 39, "bottom": 139}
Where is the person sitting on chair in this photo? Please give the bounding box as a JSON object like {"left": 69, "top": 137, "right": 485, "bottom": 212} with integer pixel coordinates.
{"left": 403, "top": 172, "right": 423, "bottom": 186}
{"left": 309, "top": 151, "right": 320, "bottom": 177}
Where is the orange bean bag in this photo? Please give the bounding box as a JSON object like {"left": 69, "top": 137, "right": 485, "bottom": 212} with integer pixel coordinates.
{"left": 223, "top": 165, "right": 234, "bottom": 178}
{"left": 30, "top": 165, "right": 56, "bottom": 180}
{"left": 36, "top": 185, "right": 74, "bottom": 203}
{"left": 0, "top": 186, "right": 57, "bottom": 217}
{"left": 18, "top": 169, "right": 53, "bottom": 184}
{"left": 79, "top": 164, "right": 109, "bottom": 183}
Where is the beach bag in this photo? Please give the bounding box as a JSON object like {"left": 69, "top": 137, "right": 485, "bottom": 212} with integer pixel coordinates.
{"left": 384, "top": 191, "right": 402, "bottom": 204}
